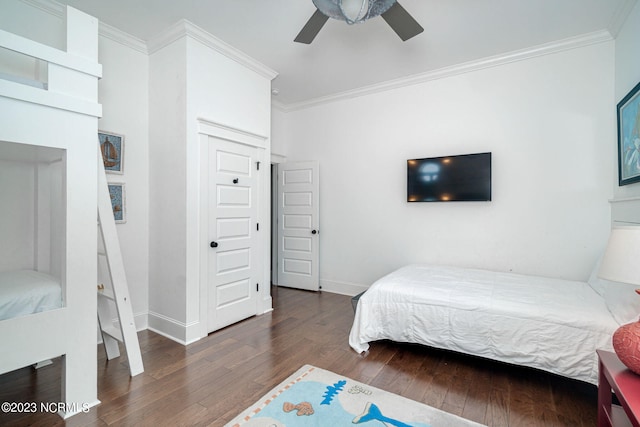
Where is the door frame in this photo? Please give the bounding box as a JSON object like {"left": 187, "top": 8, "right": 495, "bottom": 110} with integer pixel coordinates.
{"left": 196, "top": 119, "right": 272, "bottom": 340}
{"left": 270, "top": 153, "right": 286, "bottom": 286}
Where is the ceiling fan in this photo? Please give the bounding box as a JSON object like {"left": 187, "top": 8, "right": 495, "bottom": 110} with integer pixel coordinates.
{"left": 295, "top": 0, "right": 424, "bottom": 44}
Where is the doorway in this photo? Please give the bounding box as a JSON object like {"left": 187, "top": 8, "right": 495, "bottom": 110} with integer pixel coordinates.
{"left": 270, "top": 161, "right": 320, "bottom": 291}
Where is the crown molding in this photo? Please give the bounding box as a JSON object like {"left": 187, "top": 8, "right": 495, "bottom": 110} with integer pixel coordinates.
{"left": 280, "top": 30, "right": 614, "bottom": 112}
{"left": 147, "top": 19, "right": 278, "bottom": 81}
{"left": 99, "top": 22, "right": 148, "bottom": 54}
{"left": 271, "top": 99, "right": 287, "bottom": 112}
{"left": 21, "top": 0, "right": 148, "bottom": 54}
{"left": 20, "top": 0, "right": 63, "bottom": 16}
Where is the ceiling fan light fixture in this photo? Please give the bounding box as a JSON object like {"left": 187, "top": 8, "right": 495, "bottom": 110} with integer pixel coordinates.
{"left": 297, "top": 0, "right": 422, "bottom": 44}
{"left": 340, "top": 0, "right": 369, "bottom": 24}
{"left": 312, "top": 0, "right": 396, "bottom": 24}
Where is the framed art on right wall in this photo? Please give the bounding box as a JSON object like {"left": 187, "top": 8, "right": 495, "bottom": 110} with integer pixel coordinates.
{"left": 617, "top": 81, "right": 640, "bottom": 186}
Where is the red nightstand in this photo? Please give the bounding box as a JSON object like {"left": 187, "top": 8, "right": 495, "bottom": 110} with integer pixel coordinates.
{"left": 598, "top": 349, "right": 640, "bottom": 427}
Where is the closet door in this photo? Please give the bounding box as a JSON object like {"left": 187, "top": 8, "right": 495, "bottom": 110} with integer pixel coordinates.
{"left": 207, "top": 138, "right": 260, "bottom": 333}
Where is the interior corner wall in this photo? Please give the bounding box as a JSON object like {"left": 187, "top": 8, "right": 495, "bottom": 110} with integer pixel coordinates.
{"left": 98, "top": 35, "right": 150, "bottom": 330}
{"left": 148, "top": 38, "right": 189, "bottom": 334}
{"left": 614, "top": 0, "right": 640, "bottom": 201}
{"left": 278, "top": 42, "right": 615, "bottom": 290}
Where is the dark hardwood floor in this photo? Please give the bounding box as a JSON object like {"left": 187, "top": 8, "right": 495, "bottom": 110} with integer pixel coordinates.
{"left": 0, "top": 286, "right": 597, "bottom": 426}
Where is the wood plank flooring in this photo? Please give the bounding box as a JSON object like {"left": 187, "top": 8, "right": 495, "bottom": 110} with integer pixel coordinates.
{"left": 0, "top": 286, "right": 597, "bottom": 426}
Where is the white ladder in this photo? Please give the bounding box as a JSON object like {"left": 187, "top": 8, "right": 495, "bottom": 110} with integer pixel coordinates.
{"left": 96, "top": 148, "right": 144, "bottom": 377}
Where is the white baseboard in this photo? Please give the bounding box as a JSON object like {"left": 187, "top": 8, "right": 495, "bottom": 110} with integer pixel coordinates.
{"left": 319, "top": 279, "right": 368, "bottom": 296}
{"left": 147, "top": 311, "right": 201, "bottom": 345}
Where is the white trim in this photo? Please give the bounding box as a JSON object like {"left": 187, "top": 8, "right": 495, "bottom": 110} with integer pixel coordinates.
{"left": 319, "top": 279, "right": 368, "bottom": 297}
{"left": 280, "top": 30, "right": 614, "bottom": 112}
{"left": 609, "top": 196, "right": 640, "bottom": 203}
{"left": 197, "top": 118, "right": 268, "bottom": 149}
{"left": 20, "top": 0, "right": 63, "bottom": 17}
{"left": 20, "top": 0, "right": 149, "bottom": 54}
{"left": 271, "top": 152, "right": 286, "bottom": 163}
{"left": 147, "top": 310, "right": 201, "bottom": 345}
{"left": 197, "top": 120, "right": 272, "bottom": 338}
{"left": 0, "top": 79, "right": 102, "bottom": 117}
{"left": 610, "top": 197, "right": 640, "bottom": 226}
{"left": 271, "top": 100, "right": 287, "bottom": 112}
{"left": 99, "top": 22, "right": 148, "bottom": 54}
{"left": 148, "top": 20, "right": 278, "bottom": 80}
{"left": 0, "top": 28, "right": 102, "bottom": 78}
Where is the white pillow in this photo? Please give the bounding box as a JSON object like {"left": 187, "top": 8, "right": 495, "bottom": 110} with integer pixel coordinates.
{"left": 588, "top": 253, "right": 640, "bottom": 325}
{"left": 603, "top": 281, "right": 640, "bottom": 325}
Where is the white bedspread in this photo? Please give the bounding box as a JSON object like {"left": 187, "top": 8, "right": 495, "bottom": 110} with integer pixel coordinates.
{"left": 0, "top": 270, "right": 62, "bottom": 321}
{"left": 349, "top": 264, "right": 618, "bottom": 384}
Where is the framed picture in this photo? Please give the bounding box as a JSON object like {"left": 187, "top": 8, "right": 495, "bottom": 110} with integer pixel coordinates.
{"left": 99, "top": 131, "right": 124, "bottom": 174}
{"left": 617, "top": 81, "right": 640, "bottom": 186}
{"left": 108, "top": 183, "right": 126, "bottom": 223}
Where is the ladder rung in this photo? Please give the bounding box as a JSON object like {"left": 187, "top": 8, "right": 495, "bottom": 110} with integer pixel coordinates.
{"left": 101, "top": 325, "right": 123, "bottom": 342}
{"left": 98, "top": 288, "right": 115, "bottom": 301}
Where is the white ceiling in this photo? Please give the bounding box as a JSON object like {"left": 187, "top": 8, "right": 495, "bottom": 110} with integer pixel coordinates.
{"left": 56, "top": 0, "right": 635, "bottom": 107}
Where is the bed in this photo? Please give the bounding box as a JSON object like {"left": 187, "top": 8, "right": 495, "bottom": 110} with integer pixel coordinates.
{"left": 0, "top": 5, "right": 102, "bottom": 418}
{"left": 349, "top": 260, "right": 640, "bottom": 385}
{"left": 0, "top": 270, "right": 62, "bottom": 321}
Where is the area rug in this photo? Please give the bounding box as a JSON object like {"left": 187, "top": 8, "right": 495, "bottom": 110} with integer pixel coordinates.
{"left": 226, "top": 365, "right": 485, "bottom": 426}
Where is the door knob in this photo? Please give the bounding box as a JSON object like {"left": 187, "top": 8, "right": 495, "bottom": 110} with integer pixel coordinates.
{"left": 233, "top": 178, "right": 239, "bottom": 184}
{"left": 210, "top": 241, "right": 218, "bottom": 248}
{"left": 311, "top": 230, "right": 317, "bottom": 235}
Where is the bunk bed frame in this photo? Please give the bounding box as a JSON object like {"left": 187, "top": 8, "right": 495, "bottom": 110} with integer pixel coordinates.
{"left": 0, "top": 6, "right": 102, "bottom": 418}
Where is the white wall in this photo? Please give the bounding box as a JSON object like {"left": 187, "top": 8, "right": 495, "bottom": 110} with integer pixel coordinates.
{"left": 0, "top": 159, "right": 35, "bottom": 271}
{"left": 614, "top": 0, "right": 640, "bottom": 201}
{"left": 148, "top": 24, "right": 275, "bottom": 343}
{"left": 98, "top": 31, "right": 150, "bottom": 329}
{"left": 148, "top": 38, "right": 188, "bottom": 330}
{"left": 279, "top": 42, "right": 615, "bottom": 291}
{"left": 271, "top": 107, "right": 288, "bottom": 157}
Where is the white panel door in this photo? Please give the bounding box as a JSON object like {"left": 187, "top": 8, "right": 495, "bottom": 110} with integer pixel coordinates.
{"left": 207, "top": 139, "right": 260, "bottom": 333}
{"left": 277, "top": 161, "right": 319, "bottom": 291}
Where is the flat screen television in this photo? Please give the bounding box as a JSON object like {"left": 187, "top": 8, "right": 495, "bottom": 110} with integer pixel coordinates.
{"left": 407, "top": 152, "right": 491, "bottom": 202}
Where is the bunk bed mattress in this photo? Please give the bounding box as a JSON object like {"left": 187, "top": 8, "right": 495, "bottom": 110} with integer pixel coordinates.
{"left": 349, "top": 264, "right": 619, "bottom": 384}
{"left": 0, "top": 270, "right": 62, "bottom": 321}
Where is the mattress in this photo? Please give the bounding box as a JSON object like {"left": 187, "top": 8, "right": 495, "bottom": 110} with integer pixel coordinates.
{"left": 349, "top": 264, "right": 619, "bottom": 384}
{"left": 0, "top": 270, "right": 62, "bottom": 321}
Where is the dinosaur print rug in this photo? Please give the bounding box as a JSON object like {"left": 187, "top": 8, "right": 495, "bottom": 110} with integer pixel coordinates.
{"left": 226, "top": 365, "right": 485, "bottom": 427}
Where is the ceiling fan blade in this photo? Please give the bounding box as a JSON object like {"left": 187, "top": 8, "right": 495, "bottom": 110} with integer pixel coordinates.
{"left": 381, "top": 2, "right": 424, "bottom": 41}
{"left": 295, "top": 9, "right": 330, "bottom": 44}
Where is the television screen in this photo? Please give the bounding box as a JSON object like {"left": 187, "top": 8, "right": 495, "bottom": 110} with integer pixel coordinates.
{"left": 407, "top": 152, "right": 491, "bottom": 202}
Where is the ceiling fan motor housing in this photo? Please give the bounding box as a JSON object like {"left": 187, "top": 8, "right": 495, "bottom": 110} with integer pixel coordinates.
{"left": 312, "top": 0, "right": 397, "bottom": 24}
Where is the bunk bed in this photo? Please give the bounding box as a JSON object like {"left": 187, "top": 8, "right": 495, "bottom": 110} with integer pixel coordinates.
{"left": 0, "top": 6, "right": 102, "bottom": 418}
{"left": 0, "top": 270, "right": 62, "bottom": 321}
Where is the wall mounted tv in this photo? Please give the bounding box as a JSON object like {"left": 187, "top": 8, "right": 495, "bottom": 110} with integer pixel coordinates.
{"left": 407, "top": 152, "right": 492, "bottom": 202}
